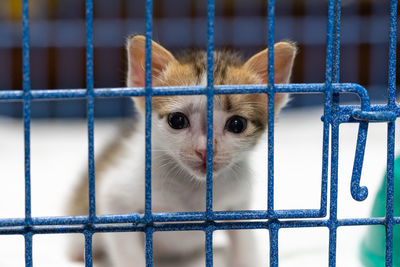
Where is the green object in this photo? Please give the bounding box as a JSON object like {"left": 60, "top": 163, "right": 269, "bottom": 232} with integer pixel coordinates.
{"left": 360, "top": 156, "right": 400, "bottom": 266}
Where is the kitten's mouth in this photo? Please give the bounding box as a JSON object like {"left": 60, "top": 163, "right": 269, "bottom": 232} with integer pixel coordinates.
{"left": 183, "top": 159, "right": 227, "bottom": 178}
{"left": 194, "top": 161, "right": 219, "bottom": 175}
{"left": 191, "top": 162, "right": 207, "bottom": 174}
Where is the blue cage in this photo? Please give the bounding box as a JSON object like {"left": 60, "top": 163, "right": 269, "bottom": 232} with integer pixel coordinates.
{"left": 0, "top": 0, "right": 398, "bottom": 266}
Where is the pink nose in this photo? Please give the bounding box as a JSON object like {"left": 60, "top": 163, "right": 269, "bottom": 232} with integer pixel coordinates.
{"left": 195, "top": 148, "right": 217, "bottom": 162}
{"left": 195, "top": 149, "right": 207, "bottom": 162}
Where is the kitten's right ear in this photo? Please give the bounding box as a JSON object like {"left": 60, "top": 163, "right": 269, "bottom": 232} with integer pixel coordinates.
{"left": 126, "top": 35, "right": 177, "bottom": 112}
{"left": 244, "top": 42, "right": 297, "bottom": 113}
{"left": 244, "top": 41, "right": 297, "bottom": 85}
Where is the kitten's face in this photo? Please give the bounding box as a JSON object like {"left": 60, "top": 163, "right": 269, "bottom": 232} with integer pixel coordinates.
{"left": 127, "top": 35, "right": 296, "bottom": 180}
{"left": 152, "top": 96, "right": 262, "bottom": 178}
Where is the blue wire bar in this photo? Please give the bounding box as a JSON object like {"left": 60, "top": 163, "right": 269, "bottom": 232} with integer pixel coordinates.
{"left": 205, "top": 0, "right": 215, "bottom": 266}
{"left": 326, "top": 0, "right": 341, "bottom": 265}
{"left": 266, "top": 0, "right": 275, "bottom": 216}
{"left": 266, "top": 1, "right": 279, "bottom": 266}
{"left": 1, "top": 0, "right": 400, "bottom": 266}
{"left": 2, "top": 217, "right": 399, "bottom": 235}
{"left": 85, "top": 0, "right": 95, "bottom": 266}
{"left": 0, "top": 83, "right": 377, "bottom": 103}
{"left": 22, "top": 0, "right": 33, "bottom": 266}
{"left": 84, "top": 232, "right": 93, "bottom": 267}
{"left": 384, "top": 0, "right": 398, "bottom": 265}
{"left": 145, "top": 0, "right": 154, "bottom": 266}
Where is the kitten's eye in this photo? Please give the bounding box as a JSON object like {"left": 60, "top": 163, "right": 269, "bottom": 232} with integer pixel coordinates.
{"left": 168, "top": 112, "right": 190, "bottom": 130}
{"left": 225, "top": 116, "right": 247, "bottom": 134}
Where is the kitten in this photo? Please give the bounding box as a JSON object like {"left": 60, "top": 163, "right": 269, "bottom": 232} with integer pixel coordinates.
{"left": 67, "top": 35, "right": 296, "bottom": 267}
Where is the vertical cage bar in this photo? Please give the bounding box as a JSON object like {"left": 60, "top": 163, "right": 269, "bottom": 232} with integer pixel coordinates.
{"left": 206, "top": 0, "right": 215, "bottom": 216}
{"left": 267, "top": 0, "right": 275, "bottom": 87}
{"left": 320, "top": 0, "right": 341, "bottom": 217}
{"left": 24, "top": 233, "right": 33, "bottom": 267}
{"left": 385, "top": 122, "right": 395, "bottom": 267}
{"left": 325, "top": 0, "right": 336, "bottom": 86}
{"left": 22, "top": 0, "right": 33, "bottom": 265}
{"left": 266, "top": 0, "right": 275, "bottom": 216}
{"left": 23, "top": 84, "right": 33, "bottom": 267}
{"left": 318, "top": 0, "right": 342, "bottom": 212}
{"left": 145, "top": 229, "right": 154, "bottom": 267}
{"left": 269, "top": 222, "right": 279, "bottom": 267}
{"left": 328, "top": 90, "right": 343, "bottom": 267}
{"left": 205, "top": 228, "right": 214, "bottom": 267}
{"left": 332, "top": 0, "right": 341, "bottom": 84}
{"left": 144, "top": 0, "right": 154, "bottom": 266}
{"left": 385, "top": 1, "right": 398, "bottom": 265}
{"left": 330, "top": 0, "right": 342, "bottom": 226}
{"left": 85, "top": 0, "right": 95, "bottom": 221}
{"left": 85, "top": 1, "right": 95, "bottom": 266}
{"left": 144, "top": 0, "right": 153, "bottom": 220}
{"left": 326, "top": 1, "right": 341, "bottom": 264}
{"left": 22, "top": 0, "right": 31, "bottom": 222}
{"left": 328, "top": 118, "right": 339, "bottom": 267}
{"left": 84, "top": 232, "right": 93, "bottom": 267}
{"left": 320, "top": 0, "right": 336, "bottom": 219}
{"left": 387, "top": 0, "right": 397, "bottom": 107}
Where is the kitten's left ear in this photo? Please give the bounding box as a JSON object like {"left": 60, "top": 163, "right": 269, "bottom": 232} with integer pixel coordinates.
{"left": 126, "top": 35, "right": 177, "bottom": 88}
{"left": 244, "top": 41, "right": 297, "bottom": 84}
{"left": 126, "top": 35, "right": 177, "bottom": 113}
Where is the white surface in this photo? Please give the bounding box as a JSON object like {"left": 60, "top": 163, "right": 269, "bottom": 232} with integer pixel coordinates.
{"left": 0, "top": 106, "right": 397, "bottom": 266}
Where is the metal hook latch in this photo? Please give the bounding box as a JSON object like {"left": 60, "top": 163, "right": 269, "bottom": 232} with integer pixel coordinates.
{"left": 350, "top": 109, "right": 396, "bottom": 201}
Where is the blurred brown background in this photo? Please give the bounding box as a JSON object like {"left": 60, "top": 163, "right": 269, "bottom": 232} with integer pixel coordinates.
{"left": 0, "top": 0, "right": 397, "bottom": 117}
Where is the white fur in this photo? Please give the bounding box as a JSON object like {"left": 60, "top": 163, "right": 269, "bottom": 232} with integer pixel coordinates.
{"left": 92, "top": 96, "right": 261, "bottom": 267}
{"left": 73, "top": 36, "right": 297, "bottom": 267}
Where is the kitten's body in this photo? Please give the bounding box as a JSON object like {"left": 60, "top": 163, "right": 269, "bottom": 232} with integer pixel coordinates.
{"left": 67, "top": 36, "right": 296, "bottom": 267}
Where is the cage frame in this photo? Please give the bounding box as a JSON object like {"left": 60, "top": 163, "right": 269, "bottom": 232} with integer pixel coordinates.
{"left": 0, "top": 0, "right": 399, "bottom": 266}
